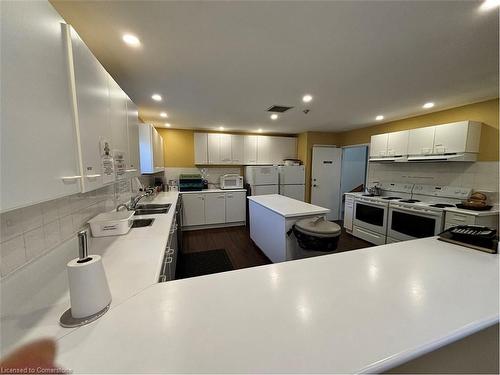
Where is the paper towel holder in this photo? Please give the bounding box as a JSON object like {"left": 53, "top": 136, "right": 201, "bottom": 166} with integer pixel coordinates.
{"left": 59, "top": 229, "right": 111, "bottom": 328}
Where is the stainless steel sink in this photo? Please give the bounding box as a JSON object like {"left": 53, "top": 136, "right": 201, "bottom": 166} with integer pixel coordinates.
{"left": 133, "top": 203, "right": 171, "bottom": 216}
{"left": 131, "top": 218, "right": 155, "bottom": 228}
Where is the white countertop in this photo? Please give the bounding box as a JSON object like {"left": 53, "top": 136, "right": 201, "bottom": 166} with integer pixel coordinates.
{"left": 56, "top": 237, "right": 498, "bottom": 374}
{"left": 248, "top": 194, "right": 330, "bottom": 218}
{"left": 0, "top": 192, "right": 179, "bottom": 354}
{"left": 445, "top": 206, "right": 500, "bottom": 217}
{"left": 180, "top": 188, "right": 246, "bottom": 194}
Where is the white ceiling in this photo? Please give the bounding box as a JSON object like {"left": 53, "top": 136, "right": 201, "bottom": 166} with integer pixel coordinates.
{"left": 51, "top": 1, "right": 499, "bottom": 134}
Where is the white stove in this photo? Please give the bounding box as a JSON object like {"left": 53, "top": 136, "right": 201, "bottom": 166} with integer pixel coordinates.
{"left": 352, "top": 183, "right": 471, "bottom": 245}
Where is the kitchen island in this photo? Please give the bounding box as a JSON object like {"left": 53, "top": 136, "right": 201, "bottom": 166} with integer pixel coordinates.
{"left": 248, "top": 194, "right": 330, "bottom": 262}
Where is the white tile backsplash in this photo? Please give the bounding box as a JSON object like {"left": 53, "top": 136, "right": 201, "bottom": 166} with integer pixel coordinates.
{"left": 0, "top": 180, "right": 134, "bottom": 279}
{"left": 367, "top": 161, "right": 499, "bottom": 201}
{"left": 163, "top": 167, "right": 242, "bottom": 189}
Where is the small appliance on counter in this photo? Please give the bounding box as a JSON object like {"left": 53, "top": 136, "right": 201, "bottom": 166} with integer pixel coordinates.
{"left": 60, "top": 229, "right": 112, "bottom": 327}
{"left": 438, "top": 225, "right": 498, "bottom": 253}
{"left": 456, "top": 191, "right": 493, "bottom": 211}
{"left": 220, "top": 174, "right": 243, "bottom": 189}
{"left": 179, "top": 174, "right": 203, "bottom": 191}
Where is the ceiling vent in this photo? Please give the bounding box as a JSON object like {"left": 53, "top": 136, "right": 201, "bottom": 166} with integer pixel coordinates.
{"left": 267, "top": 105, "right": 293, "bottom": 113}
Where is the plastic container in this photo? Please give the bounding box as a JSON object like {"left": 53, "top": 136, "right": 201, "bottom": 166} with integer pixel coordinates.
{"left": 88, "top": 210, "right": 135, "bottom": 237}
{"left": 292, "top": 216, "right": 341, "bottom": 251}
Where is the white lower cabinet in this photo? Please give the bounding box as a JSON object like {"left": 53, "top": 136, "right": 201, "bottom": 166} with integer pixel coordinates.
{"left": 182, "top": 191, "right": 246, "bottom": 228}
{"left": 226, "top": 192, "right": 246, "bottom": 222}
{"left": 205, "top": 193, "right": 226, "bottom": 224}
{"left": 182, "top": 194, "right": 206, "bottom": 226}
{"left": 344, "top": 195, "right": 354, "bottom": 231}
{"left": 444, "top": 210, "right": 499, "bottom": 231}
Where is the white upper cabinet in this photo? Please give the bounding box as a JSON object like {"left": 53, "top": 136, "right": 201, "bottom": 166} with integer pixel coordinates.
{"left": 386, "top": 130, "right": 409, "bottom": 157}
{"left": 125, "top": 97, "right": 140, "bottom": 177}
{"left": 433, "top": 121, "right": 481, "bottom": 155}
{"left": 196, "top": 132, "right": 298, "bottom": 165}
{"left": 108, "top": 75, "right": 128, "bottom": 158}
{"left": 244, "top": 135, "right": 258, "bottom": 164}
{"left": 369, "top": 134, "right": 389, "bottom": 158}
{"left": 70, "top": 26, "right": 113, "bottom": 192}
{"left": 231, "top": 135, "right": 245, "bottom": 164}
{"left": 1, "top": 2, "right": 81, "bottom": 211}
{"left": 194, "top": 133, "right": 208, "bottom": 164}
{"left": 207, "top": 133, "right": 221, "bottom": 164}
{"left": 139, "top": 124, "right": 164, "bottom": 173}
{"left": 407, "top": 127, "right": 436, "bottom": 155}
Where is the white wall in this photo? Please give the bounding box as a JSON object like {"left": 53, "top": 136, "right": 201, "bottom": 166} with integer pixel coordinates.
{"left": 367, "top": 161, "right": 499, "bottom": 202}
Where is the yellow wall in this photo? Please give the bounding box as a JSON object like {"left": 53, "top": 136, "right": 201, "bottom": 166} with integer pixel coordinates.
{"left": 338, "top": 99, "right": 499, "bottom": 161}
{"left": 156, "top": 128, "right": 196, "bottom": 167}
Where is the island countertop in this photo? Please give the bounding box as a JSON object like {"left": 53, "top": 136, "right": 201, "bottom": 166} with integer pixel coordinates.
{"left": 248, "top": 194, "right": 330, "bottom": 217}
{"left": 56, "top": 237, "right": 499, "bottom": 374}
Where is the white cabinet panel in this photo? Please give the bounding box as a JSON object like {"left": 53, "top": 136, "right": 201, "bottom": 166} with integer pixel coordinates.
{"left": 433, "top": 122, "right": 468, "bottom": 154}
{"left": 194, "top": 133, "right": 208, "bottom": 164}
{"left": 387, "top": 130, "right": 409, "bottom": 157}
{"left": 182, "top": 194, "right": 205, "bottom": 226}
{"left": 0, "top": 2, "right": 81, "bottom": 211}
{"left": 226, "top": 192, "right": 246, "bottom": 222}
{"left": 408, "top": 127, "right": 435, "bottom": 155}
{"left": 231, "top": 135, "right": 245, "bottom": 164}
{"left": 70, "top": 26, "right": 112, "bottom": 192}
{"left": 139, "top": 124, "right": 164, "bottom": 173}
{"left": 153, "top": 128, "right": 164, "bottom": 171}
{"left": 219, "top": 134, "right": 232, "bottom": 164}
{"left": 244, "top": 135, "right": 258, "bottom": 164}
{"left": 126, "top": 98, "right": 140, "bottom": 177}
{"left": 257, "top": 136, "right": 272, "bottom": 164}
{"left": 369, "top": 134, "right": 389, "bottom": 157}
{"left": 271, "top": 137, "right": 297, "bottom": 163}
{"left": 108, "top": 75, "right": 128, "bottom": 158}
{"left": 208, "top": 133, "right": 221, "bottom": 164}
{"left": 204, "top": 193, "right": 226, "bottom": 224}
{"left": 344, "top": 196, "right": 354, "bottom": 231}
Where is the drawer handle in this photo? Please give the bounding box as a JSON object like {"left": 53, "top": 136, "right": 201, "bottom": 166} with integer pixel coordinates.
{"left": 165, "top": 256, "right": 173, "bottom": 264}
{"left": 85, "top": 174, "right": 101, "bottom": 178}
{"left": 166, "top": 249, "right": 174, "bottom": 255}
{"left": 61, "top": 175, "right": 82, "bottom": 183}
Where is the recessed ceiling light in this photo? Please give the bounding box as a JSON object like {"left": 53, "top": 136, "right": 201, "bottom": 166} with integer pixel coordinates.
{"left": 160, "top": 112, "right": 168, "bottom": 118}
{"left": 257, "top": 128, "right": 263, "bottom": 133}
{"left": 422, "top": 102, "right": 435, "bottom": 109}
{"left": 479, "top": 0, "right": 500, "bottom": 11}
{"left": 122, "top": 34, "right": 140, "bottom": 47}
{"left": 151, "top": 94, "right": 162, "bottom": 102}
{"left": 302, "top": 94, "right": 313, "bottom": 103}
{"left": 375, "top": 115, "right": 384, "bottom": 121}
{"left": 218, "top": 126, "right": 225, "bottom": 131}
{"left": 164, "top": 123, "right": 171, "bottom": 127}
{"left": 270, "top": 114, "right": 278, "bottom": 120}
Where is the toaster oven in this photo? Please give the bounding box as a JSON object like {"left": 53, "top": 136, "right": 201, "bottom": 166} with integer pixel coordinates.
{"left": 220, "top": 174, "right": 243, "bottom": 189}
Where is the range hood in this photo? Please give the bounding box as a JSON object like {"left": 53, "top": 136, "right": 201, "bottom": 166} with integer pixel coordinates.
{"left": 369, "top": 156, "right": 407, "bottom": 163}
{"left": 406, "top": 153, "right": 477, "bottom": 162}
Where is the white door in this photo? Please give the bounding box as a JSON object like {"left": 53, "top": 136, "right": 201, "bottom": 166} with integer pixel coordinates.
{"left": 207, "top": 133, "right": 221, "bottom": 164}
{"left": 387, "top": 130, "right": 409, "bottom": 156}
{"left": 226, "top": 192, "right": 246, "bottom": 222}
{"left": 231, "top": 135, "right": 244, "bottom": 164}
{"left": 280, "top": 185, "right": 305, "bottom": 201}
{"left": 182, "top": 194, "right": 205, "bottom": 226}
{"left": 194, "top": 133, "right": 208, "bottom": 164}
{"left": 433, "top": 122, "right": 468, "bottom": 154}
{"left": 204, "top": 193, "right": 226, "bottom": 224}
{"left": 251, "top": 185, "right": 279, "bottom": 196}
{"left": 219, "top": 134, "right": 232, "bottom": 164}
{"left": 1, "top": 3, "right": 82, "bottom": 211}
{"left": 126, "top": 97, "right": 140, "bottom": 177}
{"left": 244, "top": 135, "right": 258, "bottom": 164}
{"left": 369, "top": 134, "right": 388, "bottom": 157}
{"left": 408, "top": 127, "right": 435, "bottom": 155}
{"left": 70, "top": 26, "right": 113, "bottom": 192}
{"left": 311, "top": 146, "right": 342, "bottom": 220}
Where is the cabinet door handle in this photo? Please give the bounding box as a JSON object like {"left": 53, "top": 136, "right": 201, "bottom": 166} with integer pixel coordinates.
{"left": 165, "top": 256, "right": 173, "bottom": 264}
{"left": 61, "top": 175, "right": 82, "bottom": 182}
{"left": 85, "top": 174, "right": 102, "bottom": 178}
{"left": 125, "top": 168, "right": 138, "bottom": 172}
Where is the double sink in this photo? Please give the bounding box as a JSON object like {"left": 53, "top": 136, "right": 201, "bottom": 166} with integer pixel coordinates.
{"left": 131, "top": 203, "right": 172, "bottom": 228}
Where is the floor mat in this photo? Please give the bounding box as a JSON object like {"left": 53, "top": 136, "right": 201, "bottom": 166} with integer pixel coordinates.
{"left": 176, "top": 249, "right": 234, "bottom": 279}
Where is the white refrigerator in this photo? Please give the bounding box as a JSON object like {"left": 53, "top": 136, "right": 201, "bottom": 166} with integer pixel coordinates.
{"left": 278, "top": 165, "right": 305, "bottom": 201}
{"left": 245, "top": 166, "right": 279, "bottom": 195}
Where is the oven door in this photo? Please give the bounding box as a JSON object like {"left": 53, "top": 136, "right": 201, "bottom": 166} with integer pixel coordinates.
{"left": 388, "top": 206, "right": 443, "bottom": 241}
{"left": 353, "top": 199, "right": 388, "bottom": 235}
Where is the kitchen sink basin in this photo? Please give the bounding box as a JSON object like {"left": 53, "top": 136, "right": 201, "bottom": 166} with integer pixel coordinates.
{"left": 131, "top": 218, "right": 155, "bottom": 228}
{"left": 133, "top": 203, "right": 171, "bottom": 216}
{"left": 136, "top": 203, "right": 172, "bottom": 210}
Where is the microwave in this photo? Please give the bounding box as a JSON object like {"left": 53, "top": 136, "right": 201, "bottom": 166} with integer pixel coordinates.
{"left": 220, "top": 174, "right": 243, "bottom": 190}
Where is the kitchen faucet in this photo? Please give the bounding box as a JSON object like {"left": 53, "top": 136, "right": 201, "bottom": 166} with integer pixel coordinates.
{"left": 116, "top": 188, "right": 154, "bottom": 211}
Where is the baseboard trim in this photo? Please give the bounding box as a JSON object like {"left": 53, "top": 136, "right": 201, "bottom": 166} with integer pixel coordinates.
{"left": 182, "top": 222, "right": 246, "bottom": 231}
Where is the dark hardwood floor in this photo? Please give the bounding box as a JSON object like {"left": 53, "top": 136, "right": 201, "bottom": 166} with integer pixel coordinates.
{"left": 181, "top": 222, "right": 372, "bottom": 271}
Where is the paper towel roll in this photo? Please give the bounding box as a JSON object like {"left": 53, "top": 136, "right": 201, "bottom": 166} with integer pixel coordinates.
{"left": 67, "top": 255, "right": 112, "bottom": 319}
